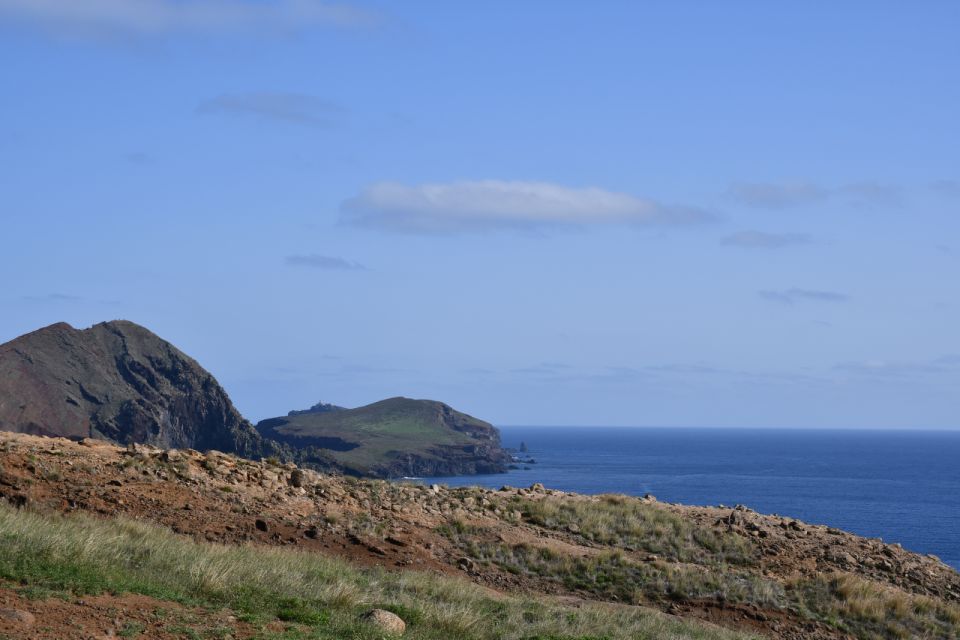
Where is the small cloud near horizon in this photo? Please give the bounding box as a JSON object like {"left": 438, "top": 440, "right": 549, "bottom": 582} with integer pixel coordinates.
{"left": 198, "top": 92, "right": 343, "bottom": 127}
{"left": 759, "top": 288, "right": 850, "bottom": 304}
{"left": 285, "top": 254, "right": 365, "bottom": 270}
{"left": 0, "top": 0, "right": 379, "bottom": 38}
{"left": 19, "top": 293, "right": 121, "bottom": 305}
{"left": 729, "top": 181, "right": 900, "bottom": 209}
{"left": 340, "top": 180, "right": 714, "bottom": 234}
{"left": 21, "top": 293, "right": 84, "bottom": 302}
{"left": 123, "top": 151, "right": 152, "bottom": 165}
{"left": 834, "top": 354, "right": 960, "bottom": 377}
{"left": 931, "top": 180, "right": 960, "bottom": 197}
{"left": 721, "top": 230, "right": 812, "bottom": 249}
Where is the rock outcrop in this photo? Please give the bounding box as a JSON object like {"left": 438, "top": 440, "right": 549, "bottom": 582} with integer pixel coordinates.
{"left": 0, "top": 321, "right": 280, "bottom": 459}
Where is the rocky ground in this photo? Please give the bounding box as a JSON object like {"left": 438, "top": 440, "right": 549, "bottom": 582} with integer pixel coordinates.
{"left": 1, "top": 431, "right": 958, "bottom": 639}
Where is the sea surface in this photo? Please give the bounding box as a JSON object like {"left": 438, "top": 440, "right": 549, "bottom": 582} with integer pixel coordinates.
{"left": 428, "top": 427, "right": 960, "bottom": 571}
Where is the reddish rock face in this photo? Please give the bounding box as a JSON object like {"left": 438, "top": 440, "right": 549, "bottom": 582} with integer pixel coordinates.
{"left": 0, "top": 321, "right": 269, "bottom": 456}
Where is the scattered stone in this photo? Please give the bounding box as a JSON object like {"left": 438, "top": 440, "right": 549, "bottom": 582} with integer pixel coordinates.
{"left": 0, "top": 609, "right": 35, "bottom": 626}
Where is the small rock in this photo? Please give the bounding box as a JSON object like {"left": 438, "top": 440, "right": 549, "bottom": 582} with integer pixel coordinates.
{"left": 255, "top": 519, "right": 269, "bottom": 532}
{"left": 361, "top": 609, "right": 405, "bottom": 635}
{"left": 0, "top": 609, "right": 35, "bottom": 626}
{"left": 457, "top": 557, "right": 476, "bottom": 571}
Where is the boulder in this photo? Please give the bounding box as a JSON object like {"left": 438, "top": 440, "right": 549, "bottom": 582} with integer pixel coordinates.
{"left": 0, "top": 609, "right": 35, "bottom": 626}
{"left": 361, "top": 609, "right": 405, "bottom": 635}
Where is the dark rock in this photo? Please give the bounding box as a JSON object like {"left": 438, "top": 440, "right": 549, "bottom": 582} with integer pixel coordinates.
{"left": 255, "top": 519, "right": 269, "bottom": 532}
{"left": 0, "top": 321, "right": 285, "bottom": 462}
{"left": 289, "top": 469, "right": 305, "bottom": 488}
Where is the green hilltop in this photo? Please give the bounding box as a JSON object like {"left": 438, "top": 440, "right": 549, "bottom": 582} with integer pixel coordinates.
{"left": 256, "top": 396, "right": 510, "bottom": 478}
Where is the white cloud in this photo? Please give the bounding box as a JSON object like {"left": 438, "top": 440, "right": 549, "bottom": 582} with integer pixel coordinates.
{"left": 0, "top": 0, "right": 377, "bottom": 37}
{"left": 340, "top": 180, "right": 711, "bottom": 233}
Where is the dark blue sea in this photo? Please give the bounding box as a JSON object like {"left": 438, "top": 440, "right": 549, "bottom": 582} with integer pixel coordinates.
{"left": 428, "top": 427, "right": 960, "bottom": 571}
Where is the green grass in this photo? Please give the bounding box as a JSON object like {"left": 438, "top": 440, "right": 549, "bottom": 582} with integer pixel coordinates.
{"left": 0, "top": 504, "right": 754, "bottom": 640}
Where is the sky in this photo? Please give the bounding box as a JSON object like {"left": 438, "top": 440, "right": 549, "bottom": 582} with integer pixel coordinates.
{"left": 1, "top": 1, "right": 958, "bottom": 428}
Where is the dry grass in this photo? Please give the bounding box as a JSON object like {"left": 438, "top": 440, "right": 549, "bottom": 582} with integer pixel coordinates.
{"left": 795, "top": 573, "right": 960, "bottom": 639}
{"left": 507, "top": 494, "right": 756, "bottom": 566}
{"left": 0, "top": 503, "right": 754, "bottom": 640}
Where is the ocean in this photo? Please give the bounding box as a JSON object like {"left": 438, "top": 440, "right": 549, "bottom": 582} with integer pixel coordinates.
{"left": 427, "top": 426, "right": 960, "bottom": 571}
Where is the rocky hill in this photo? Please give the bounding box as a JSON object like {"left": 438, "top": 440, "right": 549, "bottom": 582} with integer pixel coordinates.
{"left": 0, "top": 431, "right": 957, "bottom": 639}
{"left": 257, "top": 397, "right": 510, "bottom": 478}
{"left": 0, "top": 321, "right": 505, "bottom": 478}
{"left": 0, "top": 321, "right": 280, "bottom": 459}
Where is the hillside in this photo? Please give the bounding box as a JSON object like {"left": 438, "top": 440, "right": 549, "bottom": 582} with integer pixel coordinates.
{"left": 0, "top": 321, "right": 278, "bottom": 459}
{"left": 257, "top": 397, "right": 510, "bottom": 477}
{"left": 0, "top": 322, "right": 505, "bottom": 478}
{"left": 0, "top": 431, "right": 957, "bottom": 639}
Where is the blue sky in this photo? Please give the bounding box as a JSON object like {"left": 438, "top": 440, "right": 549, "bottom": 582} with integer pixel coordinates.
{"left": 1, "top": 1, "right": 958, "bottom": 428}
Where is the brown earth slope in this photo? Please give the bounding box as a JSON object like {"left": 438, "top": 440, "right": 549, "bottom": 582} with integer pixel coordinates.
{"left": 1, "top": 431, "right": 957, "bottom": 640}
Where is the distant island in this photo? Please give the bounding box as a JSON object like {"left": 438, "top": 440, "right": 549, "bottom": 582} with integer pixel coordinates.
{"left": 257, "top": 397, "right": 509, "bottom": 478}
{"left": 0, "top": 320, "right": 508, "bottom": 478}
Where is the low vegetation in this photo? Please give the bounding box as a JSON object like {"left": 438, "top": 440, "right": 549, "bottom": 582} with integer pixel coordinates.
{"left": 795, "top": 573, "right": 960, "bottom": 639}
{"left": 0, "top": 504, "right": 754, "bottom": 640}
{"left": 507, "top": 494, "right": 757, "bottom": 565}
{"left": 437, "top": 492, "right": 960, "bottom": 640}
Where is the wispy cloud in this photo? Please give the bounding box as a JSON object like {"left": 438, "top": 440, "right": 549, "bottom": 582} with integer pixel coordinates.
{"left": 340, "top": 180, "right": 713, "bottom": 233}
{"left": 729, "top": 181, "right": 900, "bottom": 209}
{"left": 123, "top": 151, "right": 152, "bottom": 165}
{"left": 20, "top": 293, "right": 84, "bottom": 302}
{"left": 285, "top": 254, "right": 365, "bottom": 270}
{"left": 19, "top": 293, "right": 121, "bottom": 305}
{"left": 834, "top": 354, "right": 960, "bottom": 378}
{"left": 198, "top": 93, "right": 343, "bottom": 127}
{"left": 759, "top": 288, "right": 850, "bottom": 304}
{"left": 721, "top": 230, "right": 812, "bottom": 249}
{"left": 931, "top": 179, "right": 960, "bottom": 198}
{"left": 0, "top": 0, "right": 378, "bottom": 37}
